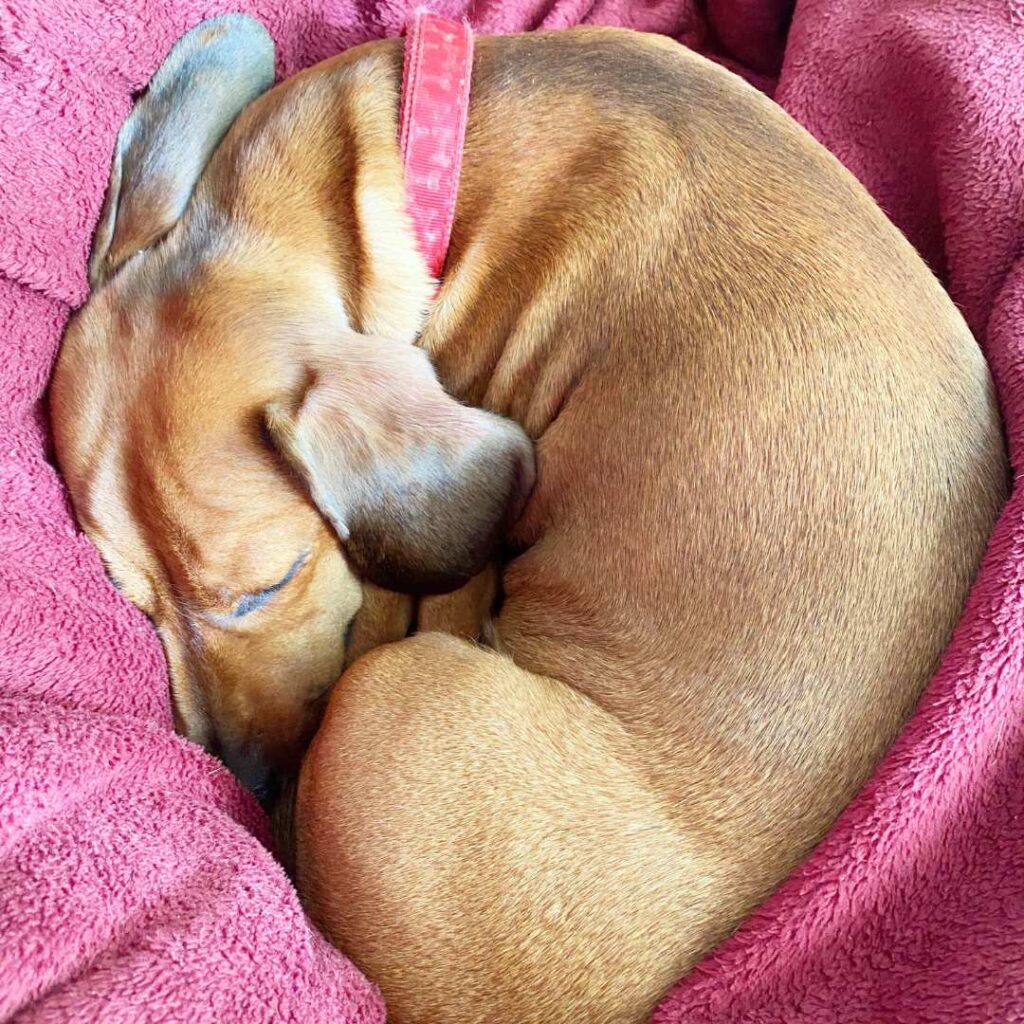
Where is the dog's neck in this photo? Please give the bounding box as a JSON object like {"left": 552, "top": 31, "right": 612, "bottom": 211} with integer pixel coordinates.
{"left": 417, "top": 35, "right": 621, "bottom": 431}
{"left": 198, "top": 39, "right": 433, "bottom": 346}
{"left": 206, "top": 35, "right": 638, "bottom": 434}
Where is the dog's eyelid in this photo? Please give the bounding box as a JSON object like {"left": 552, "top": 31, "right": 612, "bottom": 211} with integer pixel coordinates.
{"left": 230, "top": 551, "right": 309, "bottom": 618}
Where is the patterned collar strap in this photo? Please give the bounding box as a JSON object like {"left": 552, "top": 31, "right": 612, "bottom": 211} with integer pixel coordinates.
{"left": 397, "top": 11, "right": 475, "bottom": 282}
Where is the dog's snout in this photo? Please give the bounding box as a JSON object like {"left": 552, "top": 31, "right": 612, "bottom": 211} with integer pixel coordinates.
{"left": 216, "top": 738, "right": 279, "bottom": 806}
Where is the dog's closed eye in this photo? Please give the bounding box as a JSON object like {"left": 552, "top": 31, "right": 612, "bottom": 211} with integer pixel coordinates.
{"left": 231, "top": 552, "right": 308, "bottom": 618}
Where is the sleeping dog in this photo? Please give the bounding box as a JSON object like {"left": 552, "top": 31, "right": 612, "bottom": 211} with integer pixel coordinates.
{"left": 50, "top": 15, "right": 1007, "bottom": 1024}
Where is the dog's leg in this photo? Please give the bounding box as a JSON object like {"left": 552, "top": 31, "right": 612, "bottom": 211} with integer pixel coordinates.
{"left": 414, "top": 564, "right": 498, "bottom": 642}
{"left": 295, "top": 632, "right": 723, "bottom": 1024}
{"left": 346, "top": 566, "right": 498, "bottom": 669}
{"left": 344, "top": 583, "right": 414, "bottom": 666}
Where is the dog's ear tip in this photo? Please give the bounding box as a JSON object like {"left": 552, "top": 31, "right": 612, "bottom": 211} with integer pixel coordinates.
{"left": 89, "top": 13, "right": 277, "bottom": 287}
{"left": 176, "top": 12, "right": 276, "bottom": 57}
{"left": 194, "top": 13, "right": 277, "bottom": 79}
{"left": 202, "top": 11, "right": 272, "bottom": 32}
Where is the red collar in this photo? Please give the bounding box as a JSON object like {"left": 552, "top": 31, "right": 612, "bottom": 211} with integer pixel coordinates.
{"left": 397, "top": 12, "right": 474, "bottom": 283}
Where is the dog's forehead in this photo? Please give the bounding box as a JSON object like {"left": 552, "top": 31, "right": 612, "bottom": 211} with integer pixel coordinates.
{"left": 66, "top": 285, "right": 253, "bottom": 470}
{"left": 76, "top": 272, "right": 255, "bottom": 408}
{"left": 66, "top": 266, "right": 173, "bottom": 391}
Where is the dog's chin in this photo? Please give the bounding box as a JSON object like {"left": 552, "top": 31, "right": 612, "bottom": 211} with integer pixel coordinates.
{"left": 267, "top": 772, "right": 299, "bottom": 877}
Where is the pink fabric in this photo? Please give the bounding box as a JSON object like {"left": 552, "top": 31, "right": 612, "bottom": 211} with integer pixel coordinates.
{"left": 398, "top": 12, "right": 474, "bottom": 279}
{"left": 0, "top": 0, "right": 1021, "bottom": 1021}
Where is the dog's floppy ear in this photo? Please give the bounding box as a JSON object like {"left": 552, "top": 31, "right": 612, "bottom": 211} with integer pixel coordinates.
{"left": 89, "top": 14, "right": 275, "bottom": 289}
{"left": 265, "top": 337, "right": 535, "bottom": 594}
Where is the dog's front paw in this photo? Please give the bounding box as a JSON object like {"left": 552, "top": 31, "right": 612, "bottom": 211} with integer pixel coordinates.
{"left": 415, "top": 564, "right": 499, "bottom": 644}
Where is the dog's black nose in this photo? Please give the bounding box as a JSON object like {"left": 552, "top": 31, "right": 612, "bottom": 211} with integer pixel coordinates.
{"left": 217, "top": 741, "right": 279, "bottom": 807}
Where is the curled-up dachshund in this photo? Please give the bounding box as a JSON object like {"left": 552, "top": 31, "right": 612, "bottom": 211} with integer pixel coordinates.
{"left": 51, "top": 15, "right": 1007, "bottom": 1024}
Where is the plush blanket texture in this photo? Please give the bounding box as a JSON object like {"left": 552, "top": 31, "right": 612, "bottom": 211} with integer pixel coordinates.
{"left": 1, "top": 1, "right": 1022, "bottom": 1021}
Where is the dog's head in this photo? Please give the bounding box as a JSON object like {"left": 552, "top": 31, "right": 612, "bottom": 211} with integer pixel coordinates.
{"left": 51, "top": 15, "right": 533, "bottom": 795}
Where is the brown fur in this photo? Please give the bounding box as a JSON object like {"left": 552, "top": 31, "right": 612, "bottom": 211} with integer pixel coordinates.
{"left": 51, "top": 24, "right": 1006, "bottom": 1024}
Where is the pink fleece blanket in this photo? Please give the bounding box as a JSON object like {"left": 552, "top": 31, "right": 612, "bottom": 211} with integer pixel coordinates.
{"left": 2, "top": 1, "right": 1022, "bottom": 1020}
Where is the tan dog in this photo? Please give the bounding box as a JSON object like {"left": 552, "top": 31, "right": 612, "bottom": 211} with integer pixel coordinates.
{"left": 51, "top": 15, "right": 1007, "bottom": 1024}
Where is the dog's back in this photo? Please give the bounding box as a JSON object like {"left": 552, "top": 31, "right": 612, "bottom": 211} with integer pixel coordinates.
{"left": 427, "top": 30, "right": 1005, "bottom": 859}
{"left": 364, "top": 24, "right": 1005, "bottom": 983}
